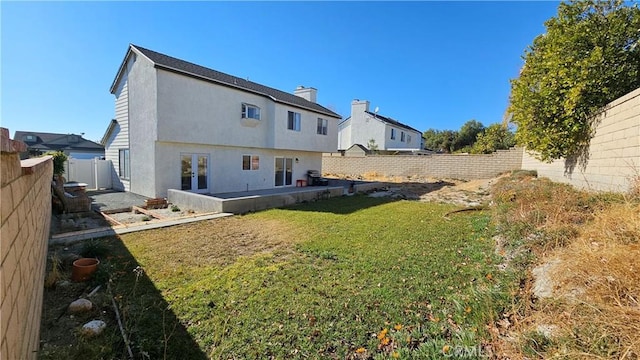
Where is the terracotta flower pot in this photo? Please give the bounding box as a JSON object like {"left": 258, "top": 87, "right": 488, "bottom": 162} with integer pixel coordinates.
{"left": 71, "top": 258, "right": 100, "bottom": 282}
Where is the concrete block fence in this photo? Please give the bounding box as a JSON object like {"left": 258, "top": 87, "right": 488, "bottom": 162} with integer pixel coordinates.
{"left": 322, "top": 147, "right": 524, "bottom": 180}
{"left": 1, "top": 128, "right": 53, "bottom": 360}
{"left": 323, "top": 88, "right": 639, "bottom": 194}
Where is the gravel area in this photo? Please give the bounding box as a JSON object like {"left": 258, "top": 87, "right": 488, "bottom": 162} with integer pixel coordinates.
{"left": 88, "top": 190, "right": 149, "bottom": 212}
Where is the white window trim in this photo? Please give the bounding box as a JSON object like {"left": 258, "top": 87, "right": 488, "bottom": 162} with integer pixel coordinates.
{"left": 241, "top": 103, "right": 261, "bottom": 120}
{"left": 119, "top": 148, "right": 130, "bottom": 180}
{"left": 242, "top": 154, "right": 260, "bottom": 170}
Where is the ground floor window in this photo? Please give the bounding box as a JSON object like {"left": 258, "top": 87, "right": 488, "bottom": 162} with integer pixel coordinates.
{"left": 119, "top": 149, "right": 130, "bottom": 179}
{"left": 242, "top": 155, "right": 260, "bottom": 170}
{"left": 275, "top": 157, "right": 293, "bottom": 186}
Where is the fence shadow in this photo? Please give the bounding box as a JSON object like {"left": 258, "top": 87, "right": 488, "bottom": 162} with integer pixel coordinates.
{"left": 564, "top": 104, "right": 609, "bottom": 177}
{"left": 41, "top": 236, "right": 208, "bottom": 359}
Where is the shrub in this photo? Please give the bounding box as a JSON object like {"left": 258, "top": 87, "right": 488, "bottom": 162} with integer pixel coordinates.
{"left": 81, "top": 238, "right": 110, "bottom": 258}
{"left": 44, "top": 151, "right": 67, "bottom": 175}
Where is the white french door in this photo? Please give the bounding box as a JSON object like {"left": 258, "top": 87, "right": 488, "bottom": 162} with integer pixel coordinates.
{"left": 274, "top": 157, "right": 293, "bottom": 187}
{"left": 181, "top": 154, "right": 209, "bottom": 193}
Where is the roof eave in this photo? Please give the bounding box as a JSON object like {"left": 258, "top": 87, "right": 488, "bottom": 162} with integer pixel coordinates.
{"left": 101, "top": 119, "right": 118, "bottom": 146}
{"left": 365, "top": 112, "right": 420, "bottom": 134}
{"left": 110, "top": 46, "right": 134, "bottom": 94}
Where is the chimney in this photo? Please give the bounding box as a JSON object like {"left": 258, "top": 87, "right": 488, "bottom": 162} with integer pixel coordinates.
{"left": 351, "top": 99, "right": 370, "bottom": 116}
{"left": 294, "top": 85, "right": 317, "bottom": 103}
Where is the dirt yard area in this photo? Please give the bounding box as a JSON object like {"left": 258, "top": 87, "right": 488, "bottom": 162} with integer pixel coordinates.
{"left": 327, "top": 173, "right": 497, "bottom": 207}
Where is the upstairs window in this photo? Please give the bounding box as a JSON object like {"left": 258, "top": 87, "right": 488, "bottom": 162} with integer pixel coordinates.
{"left": 407, "top": 134, "right": 412, "bottom": 143}
{"left": 242, "top": 103, "right": 260, "bottom": 120}
{"left": 390, "top": 128, "right": 396, "bottom": 140}
{"left": 288, "top": 111, "right": 301, "bottom": 131}
{"left": 401, "top": 131, "right": 406, "bottom": 142}
{"left": 317, "top": 118, "right": 328, "bottom": 135}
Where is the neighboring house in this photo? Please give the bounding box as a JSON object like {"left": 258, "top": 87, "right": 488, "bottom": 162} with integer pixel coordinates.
{"left": 102, "top": 44, "right": 341, "bottom": 198}
{"left": 338, "top": 100, "right": 423, "bottom": 151}
{"left": 13, "top": 131, "right": 105, "bottom": 160}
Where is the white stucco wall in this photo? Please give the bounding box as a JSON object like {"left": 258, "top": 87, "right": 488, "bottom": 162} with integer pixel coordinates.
{"left": 154, "top": 142, "right": 322, "bottom": 197}
{"left": 128, "top": 51, "right": 159, "bottom": 198}
{"left": 272, "top": 105, "right": 338, "bottom": 152}
{"left": 112, "top": 47, "right": 339, "bottom": 198}
{"left": 156, "top": 70, "right": 272, "bottom": 149}
{"left": 338, "top": 100, "right": 422, "bottom": 150}
{"left": 337, "top": 118, "right": 352, "bottom": 150}
{"left": 155, "top": 70, "right": 338, "bottom": 153}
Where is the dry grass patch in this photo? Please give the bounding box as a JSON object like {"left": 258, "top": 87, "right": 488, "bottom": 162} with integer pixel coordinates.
{"left": 120, "top": 217, "right": 302, "bottom": 278}
{"left": 491, "top": 172, "right": 640, "bottom": 359}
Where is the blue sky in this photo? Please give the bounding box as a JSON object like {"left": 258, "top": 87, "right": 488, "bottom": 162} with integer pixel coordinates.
{"left": 1, "top": 1, "right": 560, "bottom": 143}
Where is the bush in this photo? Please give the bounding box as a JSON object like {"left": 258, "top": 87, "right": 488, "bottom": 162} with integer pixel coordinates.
{"left": 44, "top": 151, "right": 67, "bottom": 175}
{"left": 81, "top": 239, "right": 110, "bottom": 258}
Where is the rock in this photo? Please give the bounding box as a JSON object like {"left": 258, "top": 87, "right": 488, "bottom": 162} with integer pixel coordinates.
{"left": 536, "top": 324, "right": 557, "bottom": 338}
{"left": 81, "top": 320, "right": 106, "bottom": 337}
{"left": 57, "top": 280, "right": 72, "bottom": 287}
{"left": 532, "top": 259, "right": 561, "bottom": 299}
{"left": 60, "top": 252, "right": 81, "bottom": 268}
{"left": 68, "top": 298, "right": 93, "bottom": 313}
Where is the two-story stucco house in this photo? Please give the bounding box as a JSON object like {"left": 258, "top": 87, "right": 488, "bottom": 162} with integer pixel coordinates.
{"left": 338, "top": 100, "right": 422, "bottom": 151}
{"left": 102, "top": 44, "right": 341, "bottom": 198}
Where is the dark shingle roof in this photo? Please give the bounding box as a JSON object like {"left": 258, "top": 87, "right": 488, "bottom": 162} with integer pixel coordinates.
{"left": 13, "top": 131, "right": 104, "bottom": 152}
{"left": 364, "top": 111, "right": 421, "bottom": 133}
{"left": 118, "top": 44, "right": 341, "bottom": 119}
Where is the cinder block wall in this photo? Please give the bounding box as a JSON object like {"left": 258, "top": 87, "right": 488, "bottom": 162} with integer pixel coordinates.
{"left": 522, "top": 88, "right": 640, "bottom": 193}
{"left": 1, "top": 128, "right": 53, "bottom": 359}
{"left": 322, "top": 147, "right": 523, "bottom": 180}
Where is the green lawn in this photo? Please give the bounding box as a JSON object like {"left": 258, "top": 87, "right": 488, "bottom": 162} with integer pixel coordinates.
{"left": 114, "top": 196, "right": 515, "bottom": 359}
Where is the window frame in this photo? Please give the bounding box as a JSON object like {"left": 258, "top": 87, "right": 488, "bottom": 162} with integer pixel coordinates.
{"left": 401, "top": 131, "right": 406, "bottom": 142}
{"left": 241, "top": 103, "right": 261, "bottom": 120}
{"left": 407, "top": 134, "right": 412, "bottom": 144}
{"left": 242, "top": 155, "right": 260, "bottom": 170}
{"left": 316, "top": 118, "right": 328, "bottom": 135}
{"left": 288, "top": 111, "right": 301, "bottom": 132}
{"left": 119, "top": 148, "right": 130, "bottom": 180}
{"left": 390, "top": 128, "right": 396, "bottom": 140}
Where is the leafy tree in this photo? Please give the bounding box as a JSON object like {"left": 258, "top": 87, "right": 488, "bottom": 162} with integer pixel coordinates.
{"left": 509, "top": 0, "right": 640, "bottom": 162}
{"left": 453, "top": 120, "right": 485, "bottom": 151}
{"left": 366, "top": 138, "right": 379, "bottom": 151}
{"left": 471, "top": 123, "right": 516, "bottom": 154}
{"left": 422, "top": 129, "right": 457, "bottom": 152}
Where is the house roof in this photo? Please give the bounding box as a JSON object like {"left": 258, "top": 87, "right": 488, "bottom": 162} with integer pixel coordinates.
{"left": 111, "top": 44, "right": 341, "bottom": 119}
{"left": 13, "top": 131, "right": 104, "bottom": 152}
{"left": 364, "top": 111, "right": 421, "bottom": 133}
{"left": 346, "top": 143, "right": 370, "bottom": 153}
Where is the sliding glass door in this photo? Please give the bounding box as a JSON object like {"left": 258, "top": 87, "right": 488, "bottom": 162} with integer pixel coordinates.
{"left": 274, "top": 157, "right": 293, "bottom": 187}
